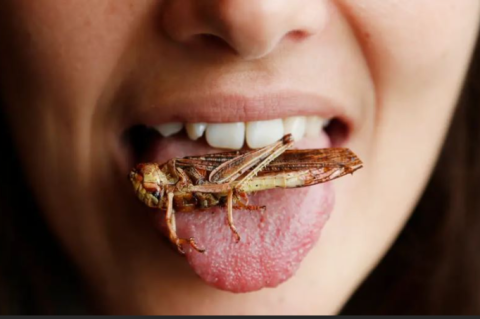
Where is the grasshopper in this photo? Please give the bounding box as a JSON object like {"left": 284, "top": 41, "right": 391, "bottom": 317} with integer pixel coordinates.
{"left": 130, "top": 134, "right": 363, "bottom": 253}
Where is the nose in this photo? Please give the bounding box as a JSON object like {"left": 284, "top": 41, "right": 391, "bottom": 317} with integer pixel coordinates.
{"left": 161, "top": 0, "right": 328, "bottom": 60}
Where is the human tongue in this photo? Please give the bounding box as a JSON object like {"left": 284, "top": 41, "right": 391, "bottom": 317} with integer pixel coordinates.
{"left": 146, "top": 133, "right": 334, "bottom": 293}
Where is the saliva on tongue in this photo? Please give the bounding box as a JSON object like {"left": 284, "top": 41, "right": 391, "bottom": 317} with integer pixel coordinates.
{"left": 149, "top": 134, "right": 334, "bottom": 293}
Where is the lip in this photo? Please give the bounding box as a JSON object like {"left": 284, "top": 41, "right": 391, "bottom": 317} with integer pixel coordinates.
{"left": 125, "top": 90, "right": 358, "bottom": 132}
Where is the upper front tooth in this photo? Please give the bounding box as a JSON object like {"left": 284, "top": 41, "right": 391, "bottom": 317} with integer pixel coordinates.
{"left": 186, "top": 123, "right": 207, "bottom": 140}
{"left": 206, "top": 122, "right": 245, "bottom": 150}
{"left": 283, "top": 116, "right": 306, "bottom": 142}
{"left": 155, "top": 122, "right": 184, "bottom": 137}
{"left": 246, "top": 119, "right": 284, "bottom": 149}
{"left": 305, "top": 116, "right": 325, "bottom": 138}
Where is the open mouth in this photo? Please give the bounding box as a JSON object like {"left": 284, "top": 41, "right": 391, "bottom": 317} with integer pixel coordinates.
{"left": 120, "top": 94, "right": 353, "bottom": 293}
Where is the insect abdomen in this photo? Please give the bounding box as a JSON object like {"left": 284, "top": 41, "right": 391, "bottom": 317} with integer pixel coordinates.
{"left": 237, "top": 168, "right": 336, "bottom": 193}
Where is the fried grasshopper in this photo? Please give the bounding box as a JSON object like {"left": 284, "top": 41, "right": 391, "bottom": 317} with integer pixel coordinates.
{"left": 130, "top": 134, "right": 363, "bottom": 253}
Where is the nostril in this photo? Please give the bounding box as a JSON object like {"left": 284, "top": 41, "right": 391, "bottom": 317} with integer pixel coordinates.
{"left": 286, "top": 30, "right": 310, "bottom": 42}
{"left": 194, "top": 34, "right": 237, "bottom": 55}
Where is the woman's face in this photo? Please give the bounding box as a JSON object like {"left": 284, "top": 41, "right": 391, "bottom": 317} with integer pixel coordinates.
{"left": 0, "top": 0, "right": 478, "bottom": 314}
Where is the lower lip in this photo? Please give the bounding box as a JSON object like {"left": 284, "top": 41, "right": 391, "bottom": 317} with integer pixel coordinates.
{"left": 141, "top": 133, "right": 334, "bottom": 293}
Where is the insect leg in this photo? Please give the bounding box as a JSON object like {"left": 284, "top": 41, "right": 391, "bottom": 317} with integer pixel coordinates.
{"left": 239, "top": 191, "right": 249, "bottom": 203}
{"left": 227, "top": 189, "right": 241, "bottom": 243}
{"left": 233, "top": 198, "right": 266, "bottom": 212}
{"left": 165, "top": 192, "right": 205, "bottom": 254}
{"left": 165, "top": 159, "right": 179, "bottom": 179}
{"left": 170, "top": 202, "right": 177, "bottom": 231}
{"left": 230, "top": 191, "right": 266, "bottom": 211}
{"left": 175, "top": 167, "right": 191, "bottom": 190}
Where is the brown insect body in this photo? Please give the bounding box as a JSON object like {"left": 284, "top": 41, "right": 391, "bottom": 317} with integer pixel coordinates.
{"left": 130, "top": 134, "right": 363, "bottom": 253}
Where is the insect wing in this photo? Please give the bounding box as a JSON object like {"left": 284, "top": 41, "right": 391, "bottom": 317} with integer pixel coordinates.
{"left": 264, "top": 148, "right": 363, "bottom": 173}
{"left": 176, "top": 150, "right": 245, "bottom": 171}
{"left": 176, "top": 147, "right": 362, "bottom": 178}
{"left": 176, "top": 135, "right": 294, "bottom": 184}
{"left": 207, "top": 134, "right": 293, "bottom": 184}
{"left": 237, "top": 148, "right": 363, "bottom": 192}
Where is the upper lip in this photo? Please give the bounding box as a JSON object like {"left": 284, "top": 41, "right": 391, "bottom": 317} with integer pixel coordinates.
{"left": 125, "top": 89, "right": 360, "bottom": 133}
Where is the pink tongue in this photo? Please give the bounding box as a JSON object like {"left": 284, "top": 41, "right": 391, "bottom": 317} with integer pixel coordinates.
{"left": 147, "top": 134, "right": 334, "bottom": 293}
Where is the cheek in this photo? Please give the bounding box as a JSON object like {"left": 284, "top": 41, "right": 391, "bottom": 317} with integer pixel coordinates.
{"left": 336, "top": 0, "right": 479, "bottom": 245}
{"left": 340, "top": 0, "right": 479, "bottom": 160}
{"left": 341, "top": 0, "right": 480, "bottom": 95}
{"left": 0, "top": 1, "right": 158, "bottom": 249}
{"left": 0, "top": 0, "right": 155, "bottom": 124}
{"left": 0, "top": 0, "right": 156, "bottom": 211}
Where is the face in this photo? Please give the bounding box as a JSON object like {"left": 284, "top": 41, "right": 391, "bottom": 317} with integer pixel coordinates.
{"left": 0, "top": 0, "right": 478, "bottom": 315}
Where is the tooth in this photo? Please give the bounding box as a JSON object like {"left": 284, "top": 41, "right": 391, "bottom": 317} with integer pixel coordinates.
{"left": 283, "top": 116, "right": 306, "bottom": 142}
{"left": 305, "top": 116, "right": 325, "bottom": 138}
{"left": 246, "top": 119, "right": 284, "bottom": 149}
{"left": 186, "top": 123, "right": 207, "bottom": 140}
{"left": 155, "top": 122, "right": 183, "bottom": 137}
{"left": 206, "top": 122, "right": 245, "bottom": 149}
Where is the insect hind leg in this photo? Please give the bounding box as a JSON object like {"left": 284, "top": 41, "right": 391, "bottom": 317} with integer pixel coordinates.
{"left": 225, "top": 190, "right": 266, "bottom": 243}
{"left": 233, "top": 202, "right": 266, "bottom": 212}
{"left": 227, "top": 189, "right": 241, "bottom": 243}
{"left": 232, "top": 191, "right": 266, "bottom": 211}
{"left": 165, "top": 192, "right": 205, "bottom": 254}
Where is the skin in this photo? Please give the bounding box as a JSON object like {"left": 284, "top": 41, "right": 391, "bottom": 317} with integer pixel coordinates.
{"left": 0, "top": 0, "right": 478, "bottom": 315}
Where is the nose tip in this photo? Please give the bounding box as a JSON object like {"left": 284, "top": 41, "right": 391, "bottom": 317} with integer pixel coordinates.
{"left": 161, "top": 0, "right": 329, "bottom": 60}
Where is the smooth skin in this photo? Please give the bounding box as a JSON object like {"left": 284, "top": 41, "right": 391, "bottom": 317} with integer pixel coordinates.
{"left": 0, "top": 0, "right": 478, "bottom": 315}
